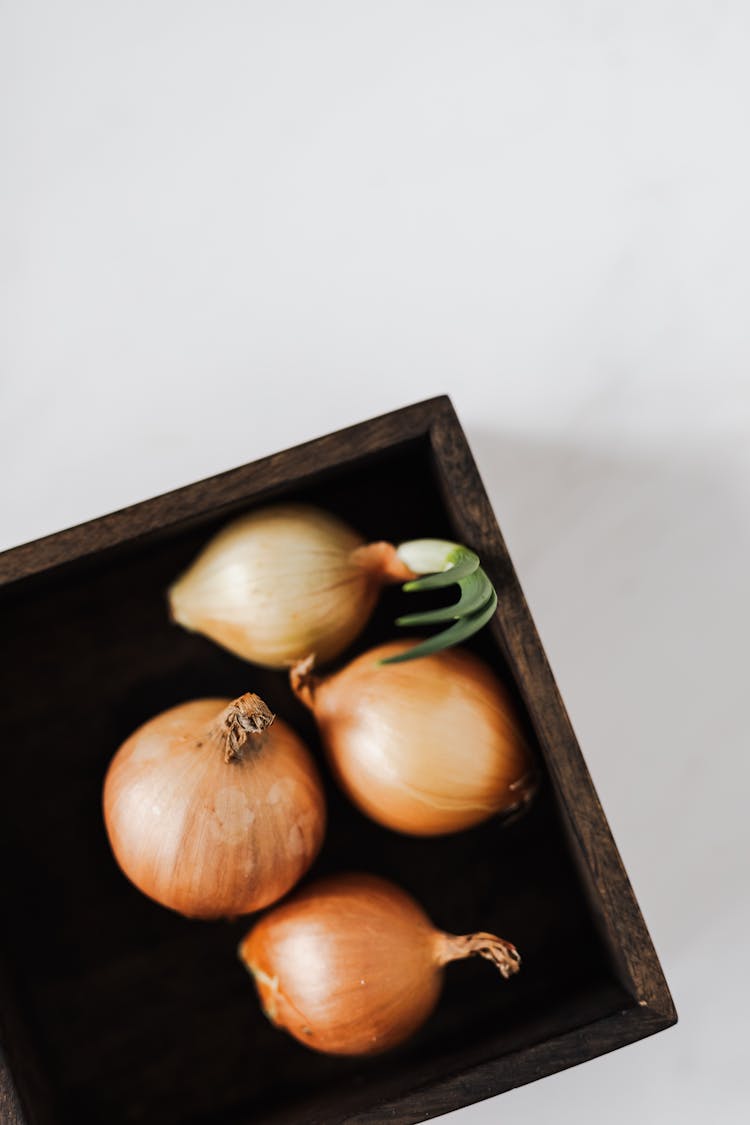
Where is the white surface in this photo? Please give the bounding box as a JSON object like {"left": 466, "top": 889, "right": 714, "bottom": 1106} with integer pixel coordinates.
{"left": 2, "top": 2, "right": 749, "bottom": 1122}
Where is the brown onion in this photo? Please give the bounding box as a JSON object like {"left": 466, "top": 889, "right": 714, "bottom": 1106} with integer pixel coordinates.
{"left": 103, "top": 693, "right": 325, "bottom": 918}
{"left": 240, "top": 873, "right": 520, "bottom": 1056}
{"left": 291, "top": 641, "right": 535, "bottom": 836}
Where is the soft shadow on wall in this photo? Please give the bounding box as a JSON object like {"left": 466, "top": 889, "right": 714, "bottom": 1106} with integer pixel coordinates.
{"left": 434, "top": 426, "right": 750, "bottom": 1123}
{"left": 465, "top": 426, "right": 747, "bottom": 973}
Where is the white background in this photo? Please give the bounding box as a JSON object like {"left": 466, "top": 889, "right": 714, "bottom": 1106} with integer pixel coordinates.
{"left": 2, "top": 3, "right": 749, "bottom": 1122}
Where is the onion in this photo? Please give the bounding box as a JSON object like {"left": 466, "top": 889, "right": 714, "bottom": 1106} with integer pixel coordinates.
{"left": 291, "top": 641, "right": 535, "bottom": 836}
{"left": 103, "top": 693, "right": 326, "bottom": 918}
{"left": 168, "top": 504, "right": 411, "bottom": 669}
{"left": 239, "top": 873, "right": 520, "bottom": 1056}
{"left": 168, "top": 504, "right": 502, "bottom": 668}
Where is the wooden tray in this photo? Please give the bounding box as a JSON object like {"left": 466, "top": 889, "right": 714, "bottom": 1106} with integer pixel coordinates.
{"left": 0, "top": 397, "right": 675, "bottom": 1124}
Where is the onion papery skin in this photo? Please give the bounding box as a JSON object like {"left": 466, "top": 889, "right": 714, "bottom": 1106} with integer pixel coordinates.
{"left": 241, "top": 875, "right": 442, "bottom": 1055}
{"left": 292, "top": 641, "right": 535, "bottom": 837}
{"left": 168, "top": 504, "right": 400, "bottom": 669}
{"left": 103, "top": 695, "right": 326, "bottom": 919}
{"left": 240, "top": 873, "right": 520, "bottom": 1056}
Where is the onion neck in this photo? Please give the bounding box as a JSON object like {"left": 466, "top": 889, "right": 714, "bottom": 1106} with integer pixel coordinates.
{"left": 289, "top": 655, "right": 319, "bottom": 712}
{"left": 350, "top": 541, "right": 416, "bottom": 584}
{"left": 434, "top": 931, "right": 521, "bottom": 980}
{"left": 216, "top": 693, "right": 275, "bottom": 763}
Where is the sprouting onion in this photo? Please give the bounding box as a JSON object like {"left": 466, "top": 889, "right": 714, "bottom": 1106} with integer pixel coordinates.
{"left": 168, "top": 506, "right": 498, "bottom": 668}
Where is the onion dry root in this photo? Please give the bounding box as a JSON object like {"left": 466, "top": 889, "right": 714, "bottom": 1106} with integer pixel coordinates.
{"left": 240, "top": 873, "right": 520, "bottom": 1056}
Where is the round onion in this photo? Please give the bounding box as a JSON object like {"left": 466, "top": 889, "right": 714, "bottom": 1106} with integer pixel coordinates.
{"left": 168, "top": 504, "right": 410, "bottom": 669}
{"left": 240, "top": 873, "right": 520, "bottom": 1056}
{"left": 291, "top": 641, "right": 535, "bottom": 836}
{"left": 103, "top": 693, "right": 326, "bottom": 918}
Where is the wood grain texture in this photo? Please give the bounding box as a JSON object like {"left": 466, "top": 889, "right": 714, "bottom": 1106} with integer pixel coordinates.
{"left": 428, "top": 400, "right": 676, "bottom": 1018}
{"left": 0, "top": 1053, "right": 26, "bottom": 1125}
{"left": 0, "top": 396, "right": 675, "bottom": 1124}
{"left": 344, "top": 1006, "right": 671, "bottom": 1125}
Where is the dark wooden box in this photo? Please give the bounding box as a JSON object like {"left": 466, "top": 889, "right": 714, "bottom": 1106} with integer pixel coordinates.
{"left": 0, "top": 397, "right": 675, "bottom": 1125}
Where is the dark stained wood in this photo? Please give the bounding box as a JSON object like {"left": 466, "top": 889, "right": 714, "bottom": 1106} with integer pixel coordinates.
{"left": 0, "top": 1053, "right": 26, "bottom": 1125}
{"left": 346, "top": 1005, "right": 672, "bottom": 1125}
{"left": 0, "top": 400, "right": 440, "bottom": 588}
{"left": 428, "top": 401, "right": 676, "bottom": 1017}
{"left": 0, "top": 397, "right": 675, "bottom": 1125}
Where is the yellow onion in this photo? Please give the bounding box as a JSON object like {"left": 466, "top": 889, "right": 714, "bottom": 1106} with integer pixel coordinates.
{"left": 168, "top": 504, "right": 411, "bottom": 669}
{"left": 240, "top": 873, "right": 520, "bottom": 1056}
{"left": 291, "top": 641, "right": 535, "bottom": 836}
{"left": 103, "top": 693, "right": 325, "bottom": 918}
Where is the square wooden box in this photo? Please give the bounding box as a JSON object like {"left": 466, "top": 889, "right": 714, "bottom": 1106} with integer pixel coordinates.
{"left": 0, "top": 397, "right": 675, "bottom": 1124}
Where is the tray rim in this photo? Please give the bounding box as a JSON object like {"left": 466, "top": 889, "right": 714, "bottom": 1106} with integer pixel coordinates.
{"left": 0, "top": 395, "right": 676, "bottom": 1125}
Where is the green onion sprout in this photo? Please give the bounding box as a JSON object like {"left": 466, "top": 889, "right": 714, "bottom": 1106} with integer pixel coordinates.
{"left": 380, "top": 541, "right": 498, "bottom": 664}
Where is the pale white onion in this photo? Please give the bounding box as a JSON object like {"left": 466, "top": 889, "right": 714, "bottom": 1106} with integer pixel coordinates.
{"left": 168, "top": 504, "right": 405, "bottom": 669}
